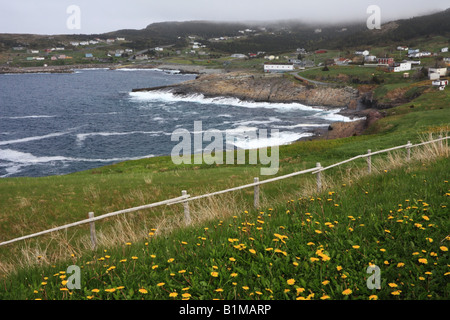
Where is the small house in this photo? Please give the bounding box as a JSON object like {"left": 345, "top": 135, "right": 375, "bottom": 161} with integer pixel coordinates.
{"left": 355, "top": 50, "right": 370, "bottom": 56}
{"left": 377, "top": 57, "right": 394, "bottom": 66}
{"left": 85, "top": 53, "right": 93, "bottom": 58}
{"left": 428, "top": 68, "right": 448, "bottom": 77}
{"left": 442, "top": 47, "right": 449, "bottom": 53}
{"left": 231, "top": 54, "right": 247, "bottom": 59}
{"left": 264, "top": 63, "right": 294, "bottom": 73}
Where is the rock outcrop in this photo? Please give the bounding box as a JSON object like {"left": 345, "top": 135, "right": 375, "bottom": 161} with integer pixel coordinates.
{"left": 134, "top": 72, "right": 360, "bottom": 108}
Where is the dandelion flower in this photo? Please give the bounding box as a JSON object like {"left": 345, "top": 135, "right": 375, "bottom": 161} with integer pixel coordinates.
{"left": 391, "top": 290, "right": 401, "bottom": 296}
{"left": 157, "top": 283, "right": 165, "bottom": 287}
{"left": 249, "top": 249, "right": 256, "bottom": 254}
{"left": 287, "top": 279, "right": 295, "bottom": 285}
{"left": 139, "top": 288, "right": 148, "bottom": 294}
{"left": 169, "top": 292, "right": 178, "bottom": 298}
{"left": 211, "top": 272, "right": 219, "bottom": 277}
{"left": 342, "top": 289, "right": 352, "bottom": 296}
{"left": 418, "top": 258, "right": 428, "bottom": 264}
{"left": 369, "top": 295, "right": 378, "bottom": 300}
{"left": 242, "top": 286, "right": 249, "bottom": 290}
{"left": 440, "top": 246, "right": 448, "bottom": 252}
{"left": 322, "top": 280, "right": 330, "bottom": 286}
{"left": 182, "top": 293, "right": 191, "bottom": 299}
{"left": 388, "top": 283, "right": 398, "bottom": 288}
{"left": 352, "top": 245, "right": 360, "bottom": 249}
{"left": 320, "top": 295, "right": 330, "bottom": 300}
{"left": 397, "top": 262, "right": 405, "bottom": 268}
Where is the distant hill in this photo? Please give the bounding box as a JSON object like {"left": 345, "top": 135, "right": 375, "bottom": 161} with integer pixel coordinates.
{"left": 1, "top": 9, "right": 449, "bottom": 53}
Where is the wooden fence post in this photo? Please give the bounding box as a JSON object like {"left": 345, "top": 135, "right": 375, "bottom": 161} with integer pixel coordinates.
{"left": 316, "top": 162, "right": 322, "bottom": 193}
{"left": 254, "top": 177, "right": 260, "bottom": 209}
{"left": 367, "top": 149, "right": 372, "bottom": 174}
{"left": 406, "top": 141, "right": 411, "bottom": 161}
{"left": 182, "top": 190, "right": 191, "bottom": 226}
{"left": 88, "top": 212, "right": 97, "bottom": 250}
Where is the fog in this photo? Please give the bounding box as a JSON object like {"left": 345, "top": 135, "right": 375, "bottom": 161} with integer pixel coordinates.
{"left": 1, "top": 0, "right": 449, "bottom": 34}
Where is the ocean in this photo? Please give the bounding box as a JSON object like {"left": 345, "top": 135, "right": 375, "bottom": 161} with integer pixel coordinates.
{"left": 0, "top": 68, "right": 358, "bottom": 178}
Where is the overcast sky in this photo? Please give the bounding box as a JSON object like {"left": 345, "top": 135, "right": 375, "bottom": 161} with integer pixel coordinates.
{"left": 1, "top": 0, "right": 449, "bottom": 34}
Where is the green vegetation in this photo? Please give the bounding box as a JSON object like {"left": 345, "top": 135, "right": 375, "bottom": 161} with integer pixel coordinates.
{"left": 1, "top": 154, "right": 448, "bottom": 300}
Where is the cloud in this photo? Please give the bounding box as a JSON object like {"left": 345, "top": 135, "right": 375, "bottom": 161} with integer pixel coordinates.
{"left": 0, "top": 0, "right": 448, "bottom": 34}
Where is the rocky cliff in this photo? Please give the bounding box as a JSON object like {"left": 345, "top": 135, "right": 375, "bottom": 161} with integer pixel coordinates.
{"left": 134, "top": 72, "right": 360, "bottom": 108}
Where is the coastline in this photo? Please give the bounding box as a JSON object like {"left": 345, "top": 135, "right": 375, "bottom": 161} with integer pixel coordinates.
{"left": 1, "top": 62, "right": 383, "bottom": 141}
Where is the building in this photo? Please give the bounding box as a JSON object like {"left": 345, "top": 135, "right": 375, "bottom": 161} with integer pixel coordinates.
{"left": 391, "top": 62, "right": 411, "bottom": 72}
{"left": 432, "top": 80, "right": 449, "bottom": 86}
{"left": 264, "top": 63, "right": 294, "bottom": 73}
{"left": 231, "top": 54, "right": 247, "bottom": 59}
{"left": 429, "top": 68, "right": 448, "bottom": 77}
{"left": 85, "top": 53, "right": 93, "bottom": 58}
{"left": 364, "top": 55, "right": 377, "bottom": 63}
{"left": 442, "top": 47, "right": 449, "bottom": 53}
{"left": 429, "top": 73, "right": 440, "bottom": 81}
{"left": 355, "top": 50, "right": 370, "bottom": 56}
{"left": 377, "top": 57, "right": 394, "bottom": 66}
{"left": 397, "top": 46, "right": 408, "bottom": 51}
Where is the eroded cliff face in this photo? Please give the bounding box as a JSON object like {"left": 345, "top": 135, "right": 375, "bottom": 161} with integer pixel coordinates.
{"left": 160, "top": 72, "right": 360, "bottom": 108}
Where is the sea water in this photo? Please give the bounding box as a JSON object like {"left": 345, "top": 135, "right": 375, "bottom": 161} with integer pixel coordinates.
{"left": 0, "top": 68, "right": 357, "bottom": 178}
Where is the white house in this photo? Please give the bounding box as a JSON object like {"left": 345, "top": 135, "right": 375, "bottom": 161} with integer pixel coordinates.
{"left": 429, "top": 73, "right": 440, "bottom": 81}
{"left": 441, "top": 47, "right": 449, "bottom": 53}
{"left": 231, "top": 54, "right": 247, "bottom": 59}
{"left": 355, "top": 50, "right": 370, "bottom": 56}
{"left": 432, "top": 80, "right": 448, "bottom": 86}
{"left": 264, "top": 63, "right": 294, "bottom": 73}
{"left": 429, "top": 68, "right": 448, "bottom": 77}
{"left": 392, "top": 62, "right": 412, "bottom": 72}
{"left": 397, "top": 46, "right": 408, "bottom": 51}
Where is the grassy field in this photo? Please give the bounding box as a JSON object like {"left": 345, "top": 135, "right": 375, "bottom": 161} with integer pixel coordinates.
{"left": 1, "top": 153, "right": 448, "bottom": 300}
{"left": 0, "top": 63, "right": 449, "bottom": 300}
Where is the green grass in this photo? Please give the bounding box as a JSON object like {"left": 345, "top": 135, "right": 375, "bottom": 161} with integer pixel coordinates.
{"left": 1, "top": 156, "right": 448, "bottom": 300}
{"left": 0, "top": 62, "right": 449, "bottom": 299}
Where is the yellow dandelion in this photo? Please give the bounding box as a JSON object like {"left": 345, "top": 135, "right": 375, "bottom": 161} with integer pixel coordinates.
{"left": 287, "top": 279, "right": 295, "bottom": 285}
{"left": 242, "top": 286, "right": 249, "bottom": 290}
{"left": 418, "top": 258, "right": 428, "bottom": 264}
{"left": 391, "top": 290, "right": 402, "bottom": 296}
{"left": 352, "top": 245, "right": 360, "bottom": 249}
{"left": 342, "top": 289, "right": 352, "bottom": 296}
{"left": 322, "top": 280, "right": 330, "bottom": 285}
{"left": 369, "top": 295, "right": 378, "bottom": 300}
{"left": 211, "top": 271, "right": 219, "bottom": 277}
{"left": 249, "top": 249, "right": 256, "bottom": 254}
{"left": 157, "top": 282, "right": 165, "bottom": 287}
{"left": 169, "top": 292, "right": 178, "bottom": 298}
{"left": 320, "top": 295, "right": 330, "bottom": 300}
{"left": 139, "top": 288, "right": 148, "bottom": 294}
{"left": 440, "top": 246, "right": 448, "bottom": 252}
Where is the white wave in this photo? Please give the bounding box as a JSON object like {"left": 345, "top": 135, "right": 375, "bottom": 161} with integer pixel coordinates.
{"left": 273, "top": 123, "right": 330, "bottom": 129}
{"left": 232, "top": 117, "right": 281, "bottom": 126}
{"left": 0, "top": 115, "right": 56, "bottom": 120}
{"left": 228, "top": 132, "right": 314, "bottom": 150}
{"left": 76, "top": 131, "right": 169, "bottom": 143}
{"left": 129, "top": 91, "right": 358, "bottom": 122}
{"left": 0, "top": 131, "right": 70, "bottom": 146}
{"left": 0, "top": 148, "right": 155, "bottom": 177}
{"left": 0, "top": 149, "right": 67, "bottom": 164}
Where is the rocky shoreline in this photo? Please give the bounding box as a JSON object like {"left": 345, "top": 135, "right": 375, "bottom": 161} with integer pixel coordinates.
{"left": 132, "top": 70, "right": 384, "bottom": 140}
{"left": 1, "top": 63, "right": 385, "bottom": 140}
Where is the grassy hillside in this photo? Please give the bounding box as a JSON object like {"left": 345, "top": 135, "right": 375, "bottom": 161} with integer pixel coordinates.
{"left": 1, "top": 152, "right": 448, "bottom": 300}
